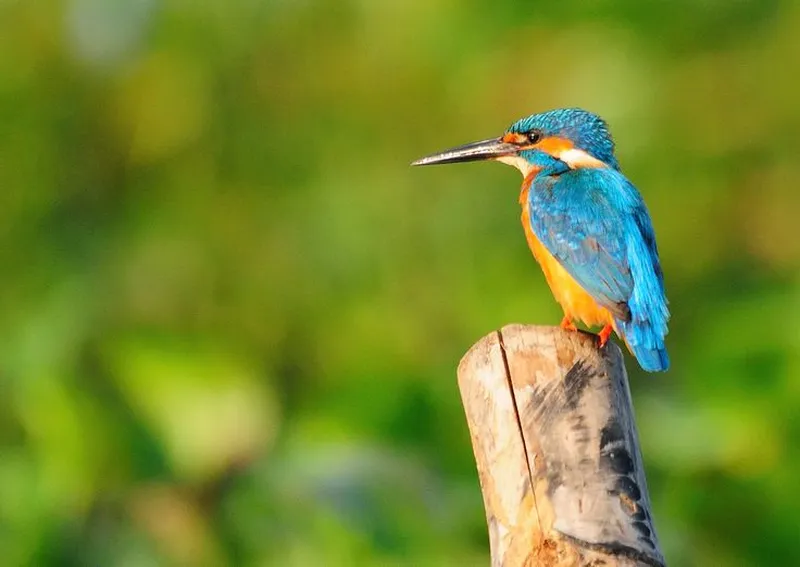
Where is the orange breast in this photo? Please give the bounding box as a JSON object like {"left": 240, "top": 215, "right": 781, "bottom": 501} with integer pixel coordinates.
{"left": 520, "top": 186, "right": 613, "bottom": 329}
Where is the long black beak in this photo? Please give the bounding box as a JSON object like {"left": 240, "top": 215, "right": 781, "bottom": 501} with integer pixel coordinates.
{"left": 411, "top": 137, "right": 518, "bottom": 166}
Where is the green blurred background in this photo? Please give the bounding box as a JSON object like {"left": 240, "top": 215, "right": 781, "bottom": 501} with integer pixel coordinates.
{"left": 2, "top": 1, "right": 800, "bottom": 565}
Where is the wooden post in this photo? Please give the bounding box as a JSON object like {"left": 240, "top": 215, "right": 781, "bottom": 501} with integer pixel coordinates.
{"left": 458, "top": 324, "right": 665, "bottom": 567}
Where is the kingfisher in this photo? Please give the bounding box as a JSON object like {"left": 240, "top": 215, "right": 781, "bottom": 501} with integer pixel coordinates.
{"left": 412, "top": 108, "right": 669, "bottom": 372}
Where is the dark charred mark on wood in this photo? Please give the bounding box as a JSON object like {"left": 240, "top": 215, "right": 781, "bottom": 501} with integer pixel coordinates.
{"left": 560, "top": 534, "right": 665, "bottom": 567}
{"left": 601, "top": 447, "right": 634, "bottom": 475}
{"left": 613, "top": 476, "right": 642, "bottom": 501}
{"left": 600, "top": 420, "right": 625, "bottom": 451}
{"left": 630, "top": 506, "right": 648, "bottom": 521}
{"left": 530, "top": 381, "right": 555, "bottom": 425}
{"left": 632, "top": 520, "right": 652, "bottom": 540}
{"left": 570, "top": 414, "right": 591, "bottom": 447}
{"left": 562, "top": 359, "right": 595, "bottom": 410}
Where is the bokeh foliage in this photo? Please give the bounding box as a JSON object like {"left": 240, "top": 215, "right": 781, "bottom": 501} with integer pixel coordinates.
{"left": 2, "top": 1, "right": 800, "bottom": 565}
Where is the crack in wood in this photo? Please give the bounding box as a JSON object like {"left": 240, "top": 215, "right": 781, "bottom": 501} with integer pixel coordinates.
{"left": 496, "top": 328, "right": 543, "bottom": 536}
{"left": 459, "top": 325, "right": 665, "bottom": 566}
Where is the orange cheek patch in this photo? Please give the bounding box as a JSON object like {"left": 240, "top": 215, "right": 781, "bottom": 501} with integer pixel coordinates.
{"left": 506, "top": 134, "right": 575, "bottom": 155}
{"left": 534, "top": 136, "right": 574, "bottom": 155}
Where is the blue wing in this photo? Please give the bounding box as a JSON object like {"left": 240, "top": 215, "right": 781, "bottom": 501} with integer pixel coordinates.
{"left": 529, "top": 167, "right": 670, "bottom": 371}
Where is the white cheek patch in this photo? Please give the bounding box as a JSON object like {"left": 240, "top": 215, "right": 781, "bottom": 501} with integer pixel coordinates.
{"left": 557, "top": 148, "right": 609, "bottom": 169}
{"left": 495, "top": 148, "right": 608, "bottom": 175}
{"left": 495, "top": 155, "right": 536, "bottom": 177}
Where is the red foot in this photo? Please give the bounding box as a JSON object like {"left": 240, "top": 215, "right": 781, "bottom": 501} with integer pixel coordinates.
{"left": 560, "top": 316, "right": 577, "bottom": 332}
{"left": 598, "top": 324, "right": 613, "bottom": 348}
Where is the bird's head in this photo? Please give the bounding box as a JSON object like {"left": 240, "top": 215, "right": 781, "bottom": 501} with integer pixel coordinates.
{"left": 413, "top": 108, "right": 619, "bottom": 175}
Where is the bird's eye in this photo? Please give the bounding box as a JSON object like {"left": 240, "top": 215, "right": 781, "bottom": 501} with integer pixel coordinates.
{"left": 526, "top": 130, "right": 542, "bottom": 144}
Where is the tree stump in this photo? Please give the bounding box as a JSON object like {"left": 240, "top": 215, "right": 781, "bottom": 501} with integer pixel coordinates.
{"left": 457, "top": 324, "right": 665, "bottom": 567}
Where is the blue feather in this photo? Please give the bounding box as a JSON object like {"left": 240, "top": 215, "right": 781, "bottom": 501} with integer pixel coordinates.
{"left": 526, "top": 165, "right": 670, "bottom": 372}
{"left": 618, "top": 208, "right": 670, "bottom": 371}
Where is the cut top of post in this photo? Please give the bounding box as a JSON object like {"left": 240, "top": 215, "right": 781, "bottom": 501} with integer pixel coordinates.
{"left": 457, "top": 324, "right": 665, "bottom": 567}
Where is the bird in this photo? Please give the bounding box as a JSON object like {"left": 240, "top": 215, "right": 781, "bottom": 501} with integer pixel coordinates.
{"left": 412, "top": 108, "right": 669, "bottom": 372}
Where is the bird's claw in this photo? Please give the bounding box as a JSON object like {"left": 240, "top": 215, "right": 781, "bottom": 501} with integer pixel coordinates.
{"left": 597, "top": 324, "right": 613, "bottom": 348}
{"left": 560, "top": 316, "right": 577, "bottom": 332}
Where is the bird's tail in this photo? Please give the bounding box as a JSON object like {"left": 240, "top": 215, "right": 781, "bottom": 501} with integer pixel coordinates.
{"left": 615, "top": 318, "right": 670, "bottom": 372}
{"left": 618, "top": 219, "right": 670, "bottom": 373}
